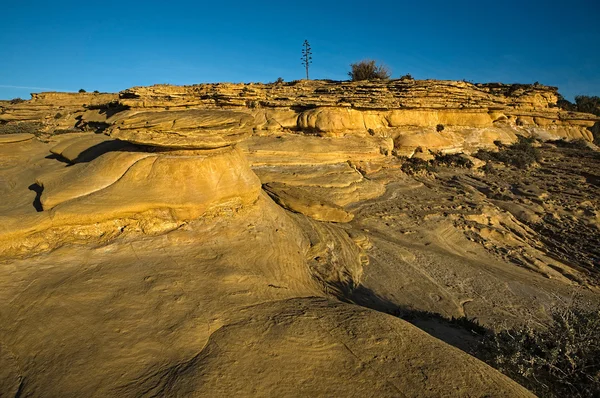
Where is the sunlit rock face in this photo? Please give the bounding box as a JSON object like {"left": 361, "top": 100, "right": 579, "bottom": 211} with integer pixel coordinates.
{"left": 0, "top": 109, "right": 263, "bottom": 256}
{"left": 39, "top": 109, "right": 262, "bottom": 222}
{"left": 114, "top": 79, "right": 598, "bottom": 148}
{"left": 107, "top": 109, "right": 254, "bottom": 149}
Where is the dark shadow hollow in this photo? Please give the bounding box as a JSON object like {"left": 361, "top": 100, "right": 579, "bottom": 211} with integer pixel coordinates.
{"left": 340, "top": 284, "right": 489, "bottom": 354}
{"left": 28, "top": 183, "right": 44, "bottom": 212}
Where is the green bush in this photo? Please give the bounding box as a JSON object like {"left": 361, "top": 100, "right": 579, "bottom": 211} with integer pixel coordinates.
{"left": 0, "top": 121, "right": 44, "bottom": 135}
{"left": 9, "top": 97, "right": 25, "bottom": 104}
{"left": 575, "top": 95, "right": 600, "bottom": 116}
{"left": 400, "top": 157, "right": 433, "bottom": 174}
{"left": 432, "top": 152, "right": 473, "bottom": 168}
{"left": 348, "top": 59, "right": 391, "bottom": 81}
{"left": 556, "top": 94, "right": 600, "bottom": 117}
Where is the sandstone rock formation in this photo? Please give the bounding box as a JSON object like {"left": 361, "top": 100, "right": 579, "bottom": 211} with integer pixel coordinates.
{"left": 107, "top": 109, "right": 254, "bottom": 149}
{"left": 0, "top": 110, "right": 262, "bottom": 255}
{"left": 1, "top": 79, "right": 599, "bottom": 397}
{"left": 114, "top": 80, "right": 599, "bottom": 148}
{"left": 0, "top": 92, "right": 118, "bottom": 134}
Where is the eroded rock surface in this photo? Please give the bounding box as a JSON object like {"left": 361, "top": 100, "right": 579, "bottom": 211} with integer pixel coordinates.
{"left": 108, "top": 109, "right": 254, "bottom": 149}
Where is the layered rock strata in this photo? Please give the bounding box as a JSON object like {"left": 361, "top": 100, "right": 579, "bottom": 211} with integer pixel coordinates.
{"left": 0, "top": 92, "right": 118, "bottom": 134}
{"left": 114, "top": 80, "right": 599, "bottom": 150}
{"left": 0, "top": 110, "right": 263, "bottom": 253}
{"left": 39, "top": 109, "right": 261, "bottom": 219}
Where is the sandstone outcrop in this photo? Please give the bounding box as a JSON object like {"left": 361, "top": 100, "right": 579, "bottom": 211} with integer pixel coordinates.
{"left": 0, "top": 92, "right": 118, "bottom": 134}
{"left": 0, "top": 133, "right": 34, "bottom": 143}
{"left": 107, "top": 109, "right": 254, "bottom": 149}
{"left": 113, "top": 80, "right": 599, "bottom": 150}
{"left": 2, "top": 79, "right": 599, "bottom": 397}
{"left": 0, "top": 110, "right": 263, "bottom": 252}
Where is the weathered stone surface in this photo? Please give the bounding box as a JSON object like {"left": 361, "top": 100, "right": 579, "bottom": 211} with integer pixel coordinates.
{"left": 3, "top": 80, "right": 597, "bottom": 156}
{"left": 0, "top": 92, "right": 118, "bottom": 134}
{"left": 393, "top": 126, "right": 519, "bottom": 156}
{"left": 297, "top": 107, "right": 370, "bottom": 135}
{"left": 253, "top": 163, "right": 364, "bottom": 188}
{"left": 0, "top": 146, "right": 262, "bottom": 249}
{"left": 107, "top": 109, "right": 254, "bottom": 148}
{"left": 2, "top": 81, "right": 598, "bottom": 397}
{"left": 37, "top": 151, "right": 156, "bottom": 210}
{"left": 264, "top": 182, "right": 354, "bottom": 223}
{"left": 160, "top": 297, "right": 533, "bottom": 397}
{"left": 49, "top": 134, "right": 129, "bottom": 163}
{"left": 112, "top": 80, "right": 598, "bottom": 151}
{"left": 241, "top": 134, "right": 393, "bottom": 166}
{"left": 51, "top": 146, "right": 261, "bottom": 221}
{"left": 0, "top": 133, "right": 35, "bottom": 143}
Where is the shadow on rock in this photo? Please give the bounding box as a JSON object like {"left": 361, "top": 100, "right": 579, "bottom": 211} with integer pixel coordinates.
{"left": 343, "top": 285, "right": 489, "bottom": 354}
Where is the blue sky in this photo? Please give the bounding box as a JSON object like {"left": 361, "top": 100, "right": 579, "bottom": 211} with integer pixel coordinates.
{"left": 1, "top": 0, "right": 598, "bottom": 100}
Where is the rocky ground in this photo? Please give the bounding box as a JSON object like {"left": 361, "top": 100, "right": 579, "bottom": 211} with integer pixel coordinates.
{"left": 346, "top": 141, "right": 599, "bottom": 322}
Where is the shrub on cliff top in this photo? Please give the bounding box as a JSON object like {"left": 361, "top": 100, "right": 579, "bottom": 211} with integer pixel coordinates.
{"left": 348, "top": 60, "right": 391, "bottom": 81}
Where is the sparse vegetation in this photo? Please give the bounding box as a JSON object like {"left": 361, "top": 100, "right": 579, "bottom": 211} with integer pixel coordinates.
{"left": 436, "top": 124, "right": 445, "bottom": 132}
{"left": 400, "top": 73, "right": 414, "bottom": 81}
{"left": 0, "top": 121, "right": 44, "bottom": 135}
{"left": 78, "top": 88, "right": 86, "bottom": 93}
{"left": 398, "top": 151, "right": 474, "bottom": 174}
{"left": 392, "top": 297, "right": 600, "bottom": 398}
{"left": 9, "top": 97, "right": 25, "bottom": 104}
{"left": 432, "top": 152, "right": 473, "bottom": 168}
{"left": 400, "top": 157, "right": 434, "bottom": 174}
{"left": 275, "top": 77, "right": 284, "bottom": 84}
{"left": 557, "top": 95, "right": 600, "bottom": 117}
{"left": 474, "top": 136, "right": 541, "bottom": 169}
{"left": 549, "top": 138, "right": 591, "bottom": 150}
{"left": 348, "top": 59, "right": 391, "bottom": 81}
{"left": 480, "top": 303, "right": 600, "bottom": 398}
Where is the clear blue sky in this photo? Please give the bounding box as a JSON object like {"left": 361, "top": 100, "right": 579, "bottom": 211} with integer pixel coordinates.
{"left": 1, "top": 0, "right": 598, "bottom": 100}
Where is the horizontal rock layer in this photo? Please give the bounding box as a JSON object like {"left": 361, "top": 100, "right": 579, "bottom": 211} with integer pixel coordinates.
{"left": 107, "top": 109, "right": 254, "bottom": 148}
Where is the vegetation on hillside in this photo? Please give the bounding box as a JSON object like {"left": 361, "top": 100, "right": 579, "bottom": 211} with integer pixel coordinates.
{"left": 557, "top": 95, "right": 600, "bottom": 116}
{"left": 475, "top": 136, "right": 541, "bottom": 169}
{"left": 394, "top": 298, "right": 600, "bottom": 397}
{"left": 481, "top": 303, "right": 600, "bottom": 397}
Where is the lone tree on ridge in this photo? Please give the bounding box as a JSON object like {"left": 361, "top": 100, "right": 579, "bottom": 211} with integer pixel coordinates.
{"left": 301, "top": 40, "right": 312, "bottom": 80}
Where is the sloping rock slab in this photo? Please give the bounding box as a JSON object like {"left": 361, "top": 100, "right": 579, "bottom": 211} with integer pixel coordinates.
{"left": 264, "top": 182, "right": 354, "bottom": 223}
{"left": 0, "top": 133, "right": 35, "bottom": 143}
{"left": 36, "top": 151, "right": 156, "bottom": 210}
